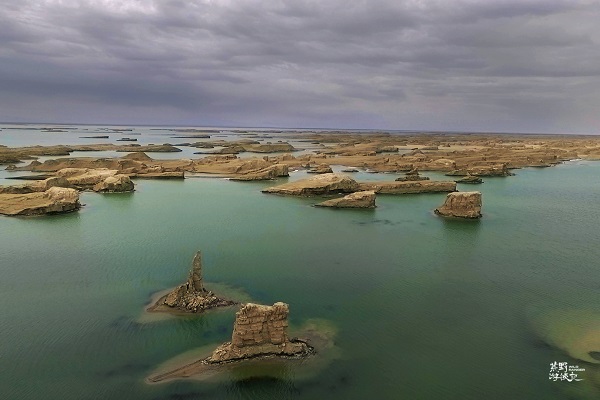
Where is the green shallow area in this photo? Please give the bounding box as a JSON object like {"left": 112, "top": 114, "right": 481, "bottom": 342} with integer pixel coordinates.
{"left": 1, "top": 160, "right": 600, "bottom": 399}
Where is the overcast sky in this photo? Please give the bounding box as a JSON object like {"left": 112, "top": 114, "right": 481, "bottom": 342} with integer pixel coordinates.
{"left": 1, "top": 0, "right": 599, "bottom": 133}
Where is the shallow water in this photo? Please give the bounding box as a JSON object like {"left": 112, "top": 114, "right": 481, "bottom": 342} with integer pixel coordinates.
{"left": 1, "top": 129, "right": 600, "bottom": 399}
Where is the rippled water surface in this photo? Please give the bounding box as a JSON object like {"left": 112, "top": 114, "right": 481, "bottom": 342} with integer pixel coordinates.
{"left": 2, "top": 127, "right": 600, "bottom": 399}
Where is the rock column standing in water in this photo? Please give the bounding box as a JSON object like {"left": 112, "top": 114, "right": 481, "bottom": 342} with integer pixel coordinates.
{"left": 158, "top": 251, "right": 236, "bottom": 313}
{"left": 208, "top": 302, "right": 311, "bottom": 362}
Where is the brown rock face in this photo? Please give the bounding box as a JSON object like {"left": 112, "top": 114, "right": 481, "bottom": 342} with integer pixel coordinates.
{"left": 434, "top": 191, "right": 482, "bottom": 218}
{"left": 0, "top": 176, "right": 71, "bottom": 194}
{"left": 134, "top": 171, "right": 185, "bottom": 179}
{"left": 122, "top": 152, "right": 153, "bottom": 161}
{"left": 262, "top": 173, "right": 360, "bottom": 196}
{"left": 229, "top": 164, "right": 289, "bottom": 181}
{"left": 208, "top": 302, "right": 311, "bottom": 363}
{"left": 307, "top": 164, "right": 333, "bottom": 174}
{"left": 456, "top": 175, "right": 483, "bottom": 184}
{"left": 56, "top": 168, "right": 119, "bottom": 189}
{"left": 158, "top": 251, "right": 235, "bottom": 313}
{"left": 395, "top": 169, "right": 430, "bottom": 182}
{"left": 446, "top": 163, "right": 513, "bottom": 177}
{"left": 92, "top": 175, "right": 135, "bottom": 193}
{"left": 357, "top": 180, "right": 456, "bottom": 194}
{"left": 316, "top": 190, "right": 376, "bottom": 208}
{"left": 0, "top": 187, "right": 81, "bottom": 216}
{"left": 242, "top": 143, "right": 297, "bottom": 153}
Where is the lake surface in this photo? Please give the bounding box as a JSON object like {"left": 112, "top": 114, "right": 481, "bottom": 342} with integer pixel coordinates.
{"left": 2, "top": 126, "right": 600, "bottom": 399}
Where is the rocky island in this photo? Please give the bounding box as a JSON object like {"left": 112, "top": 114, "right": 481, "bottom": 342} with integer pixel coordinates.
{"left": 434, "top": 191, "right": 482, "bottom": 219}
{"left": 148, "top": 251, "right": 236, "bottom": 314}
{"left": 208, "top": 302, "right": 312, "bottom": 362}
{"left": 0, "top": 186, "right": 80, "bottom": 216}
{"left": 148, "top": 302, "right": 314, "bottom": 383}
{"left": 316, "top": 190, "right": 376, "bottom": 208}
{"left": 262, "top": 173, "right": 456, "bottom": 197}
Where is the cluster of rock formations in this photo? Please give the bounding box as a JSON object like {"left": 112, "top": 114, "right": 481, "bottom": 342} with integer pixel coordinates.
{"left": 145, "top": 251, "right": 313, "bottom": 381}
{"left": 0, "top": 168, "right": 135, "bottom": 215}
{"left": 151, "top": 252, "right": 236, "bottom": 313}
{"left": 261, "top": 173, "right": 455, "bottom": 197}
{"left": 193, "top": 140, "right": 297, "bottom": 155}
{"left": 147, "top": 299, "right": 316, "bottom": 383}
{"left": 208, "top": 302, "right": 312, "bottom": 363}
{"left": 434, "top": 192, "right": 482, "bottom": 219}
{"left": 4, "top": 131, "right": 598, "bottom": 217}
{"left": 262, "top": 173, "right": 359, "bottom": 196}
{"left": 9, "top": 154, "right": 185, "bottom": 180}
{"left": 261, "top": 173, "right": 457, "bottom": 209}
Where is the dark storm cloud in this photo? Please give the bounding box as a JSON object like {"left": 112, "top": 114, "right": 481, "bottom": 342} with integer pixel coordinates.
{"left": 0, "top": 0, "right": 599, "bottom": 132}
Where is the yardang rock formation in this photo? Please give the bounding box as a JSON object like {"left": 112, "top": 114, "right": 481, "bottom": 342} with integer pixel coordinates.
{"left": 0, "top": 186, "right": 81, "bottom": 216}
{"left": 434, "top": 191, "right": 482, "bottom": 219}
{"left": 316, "top": 190, "right": 376, "bottom": 209}
{"left": 150, "top": 251, "right": 236, "bottom": 313}
{"left": 208, "top": 302, "right": 312, "bottom": 363}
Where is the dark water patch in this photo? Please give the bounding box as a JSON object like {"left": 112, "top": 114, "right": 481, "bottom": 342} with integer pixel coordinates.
{"left": 109, "top": 315, "right": 132, "bottom": 329}
{"left": 199, "top": 324, "right": 230, "bottom": 338}
{"left": 352, "top": 218, "right": 398, "bottom": 226}
{"left": 101, "top": 362, "right": 150, "bottom": 378}
{"left": 323, "top": 304, "right": 337, "bottom": 312}
{"left": 152, "top": 391, "right": 211, "bottom": 400}
{"left": 526, "top": 335, "right": 554, "bottom": 350}
{"left": 226, "top": 376, "right": 301, "bottom": 399}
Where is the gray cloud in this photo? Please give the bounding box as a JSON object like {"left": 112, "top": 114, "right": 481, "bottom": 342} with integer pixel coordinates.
{"left": 0, "top": 0, "right": 599, "bottom": 132}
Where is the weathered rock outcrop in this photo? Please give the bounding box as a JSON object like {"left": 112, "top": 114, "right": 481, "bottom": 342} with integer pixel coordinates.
{"left": 262, "top": 173, "right": 359, "bottom": 196}
{"left": 133, "top": 171, "right": 185, "bottom": 179}
{"left": 357, "top": 180, "right": 456, "bottom": 194}
{"left": 434, "top": 191, "right": 482, "bottom": 218}
{"left": 207, "top": 302, "right": 312, "bottom": 363}
{"left": 243, "top": 143, "right": 297, "bottom": 153}
{"left": 92, "top": 175, "right": 135, "bottom": 193}
{"left": 456, "top": 175, "right": 483, "bottom": 184}
{"left": 316, "top": 190, "right": 376, "bottom": 209}
{"left": 0, "top": 187, "right": 81, "bottom": 216}
{"left": 395, "top": 169, "right": 430, "bottom": 181}
{"left": 121, "top": 152, "right": 153, "bottom": 162}
{"left": 229, "top": 164, "right": 289, "bottom": 181}
{"left": 151, "top": 252, "right": 235, "bottom": 313}
{"left": 56, "top": 168, "right": 119, "bottom": 189}
{"left": 0, "top": 176, "right": 71, "bottom": 194}
{"left": 307, "top": 164, "right": 333, "bottom": 174}
{"left": 446, "top": 163, "right": 513, "bottom": 177}
{"left": 116, "top": 144, "right": 182, "bottom": 153}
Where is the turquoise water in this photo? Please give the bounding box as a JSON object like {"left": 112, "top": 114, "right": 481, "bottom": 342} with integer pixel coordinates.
{"left": 1, "top": 141, "right": 600, "bottom": 398}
